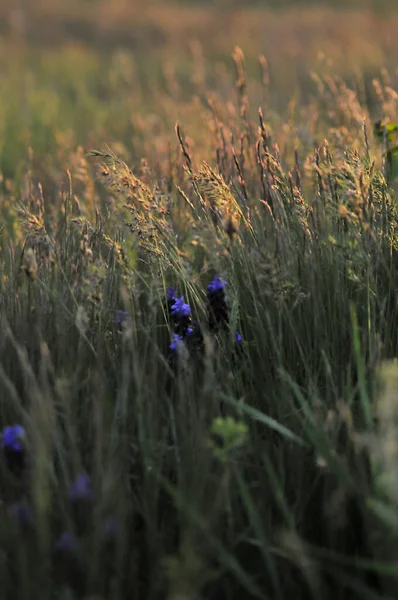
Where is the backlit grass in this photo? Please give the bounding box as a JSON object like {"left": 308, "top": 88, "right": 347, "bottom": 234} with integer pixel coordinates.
{"left": 1, "top": 2, "right": 398, "bottom": 599}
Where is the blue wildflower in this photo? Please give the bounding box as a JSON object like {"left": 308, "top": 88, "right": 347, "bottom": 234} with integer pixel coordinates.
{"left": 235, "top": 332, "right": 242, "bottom": 344}
{"left": 166, "top": 287, "right": 194, "bottom": 339}
{"left": 2, "top": 425, "right": 24, "bottom": 451}
{"left": 166, "top": 291, "right": 203, "bottom": 359}
{"left": 207, "top": 275, "right": 229, "bottom": 331}
{"left": 207, "top": 275, "right": 227, "bottom": 293}
{"left": 2, "top": 425, "right": 26, "bottom": 476}
{"left": 170, "top": 333, "right": 184, "bottom": 352}
{"left": 68, "top": 474, "right": 93, "bottom": 502}
{"left": 54, "top": 532, "right": 77, "bottom": 552}
{"left": 171, "top": 296, "right": 191, "bottom": 319}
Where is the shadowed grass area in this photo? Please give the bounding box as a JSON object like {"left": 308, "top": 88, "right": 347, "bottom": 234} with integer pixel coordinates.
{"left": 1, "top": 1, "right": 398, "bottom": 599}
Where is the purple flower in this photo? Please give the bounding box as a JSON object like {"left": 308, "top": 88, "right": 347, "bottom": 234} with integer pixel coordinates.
{"left": 207, "top": 275, "right": 227, "bottom": 294}
{"left": 186, "top": 327, "right": 193, "bottom": 336}
{"left": 207, "top": 276, "right": 229, "bottom": 331}
{"left": 68, "top": 474, "right": 93, "bottom": 502}
{"left": 235, "top": 332, "right": 242, "bottom": 344}
{"left": 55, "top": 532, "right": 77, "bottom": 552}
{"left": 1, "top": 425, "right": 24, "bottom": 451}
{"left": 171, "top": 297, "right": 191, "bottom": 319}
{"left": 170, "top": 334, "right": 184, "bottom": 352}
{"left": 114, "top": 310, "right": 131, "bottom": 324}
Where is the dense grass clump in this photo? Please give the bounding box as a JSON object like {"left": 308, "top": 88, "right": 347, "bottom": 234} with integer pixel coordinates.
{"left": 1, "top": 2, "right": 398, "bottom": 599}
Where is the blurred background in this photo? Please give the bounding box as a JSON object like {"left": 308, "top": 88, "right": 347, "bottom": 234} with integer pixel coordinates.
{"left": 0, "top": 0, "right": 397, "bottom": 183}
{"left": 2, "top": 0, "right": 397, "bottom": 71}
{"left": 2, "top": 0, "right": 397, "bottom": 87}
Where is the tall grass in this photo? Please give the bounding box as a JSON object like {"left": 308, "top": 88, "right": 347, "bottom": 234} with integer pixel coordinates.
{"left": 1, "top": 3, "right": 398, "bottom": 598}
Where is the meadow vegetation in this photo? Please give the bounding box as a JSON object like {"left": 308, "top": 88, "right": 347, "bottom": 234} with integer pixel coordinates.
{"left": 1, "top": 1, "right": 398, "bottom": 598}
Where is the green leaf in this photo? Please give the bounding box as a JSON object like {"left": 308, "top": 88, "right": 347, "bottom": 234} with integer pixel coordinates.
{"left": 219, "top": 393, "right": 309, "bottom": 448}
{"left": 234, "top": 469, "right": 284, "bottom": 600}
{"left": 374, "top": 120, "right": 398, "bottom": 143}
{"left": 157, "top": 473, "right": 266, "bottom": 599}
{"left": 367, "top": 498, "right": 398, "bottom": 532}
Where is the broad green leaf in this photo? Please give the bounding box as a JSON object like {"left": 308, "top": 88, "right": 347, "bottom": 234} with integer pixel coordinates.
{"left": 219, "top": 393, "right": 309, "bottom": 448}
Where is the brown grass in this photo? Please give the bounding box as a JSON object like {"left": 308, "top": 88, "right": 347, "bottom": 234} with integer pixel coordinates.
{"left": 1, "top": 1, "right": 398, "bottom": 74}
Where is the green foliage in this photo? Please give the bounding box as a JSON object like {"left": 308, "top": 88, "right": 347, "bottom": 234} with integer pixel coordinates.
{"left": 1, "top": 3, "right": 398, "bottom": 599}
{"left": 373, "top": 121, "right": 398, "bottom": 143}
{"left": 210, "top": 416, "right": 248, "bottom": 462}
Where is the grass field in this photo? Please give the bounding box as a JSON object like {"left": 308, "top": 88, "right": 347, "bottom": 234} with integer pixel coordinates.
{"left": 1, "top": 1, "right": 398, "bottom": 598}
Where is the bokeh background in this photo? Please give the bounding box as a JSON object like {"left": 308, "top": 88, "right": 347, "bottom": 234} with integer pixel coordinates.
{"left": 2, "top": 3, "right": 398, "bottom": 598}
{"left": 2, "top": 0, "right": 398, "bottom": 82}
{"left": 0, "top": 0, "right": 397, "bottom": 189}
